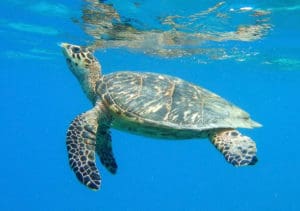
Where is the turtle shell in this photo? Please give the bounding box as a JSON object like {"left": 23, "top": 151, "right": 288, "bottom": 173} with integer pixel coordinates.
{"left": 97, "top": 72, "right": 260, "bottom": 133}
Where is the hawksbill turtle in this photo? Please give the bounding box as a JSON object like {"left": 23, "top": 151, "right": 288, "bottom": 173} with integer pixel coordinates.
{"left": 61, "top": 43, "right": 261, "bottom": 190}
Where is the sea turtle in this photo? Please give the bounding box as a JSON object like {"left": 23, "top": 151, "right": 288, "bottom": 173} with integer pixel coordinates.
{"left": 61, "top": 43, "right": 261, "bottom": 190}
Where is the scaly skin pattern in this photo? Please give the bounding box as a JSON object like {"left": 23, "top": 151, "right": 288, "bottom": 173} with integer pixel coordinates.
{"left": 66, "top": 109, "right": 101, "bottom": 190}
{"left": 209, "top": 129, "right": 258, "bottom": 166}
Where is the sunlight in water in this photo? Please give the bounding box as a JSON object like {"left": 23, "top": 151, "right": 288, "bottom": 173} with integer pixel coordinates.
{"left": 5, "top": 21, "right": 59, "bottom": 35}
{"left": 28, "top": 1, "right": 71, "bottom": 17}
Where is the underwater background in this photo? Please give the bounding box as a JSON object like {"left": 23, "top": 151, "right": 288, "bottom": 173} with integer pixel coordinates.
{"left": 1, "top": 0, "right": 300, "bottom": 210}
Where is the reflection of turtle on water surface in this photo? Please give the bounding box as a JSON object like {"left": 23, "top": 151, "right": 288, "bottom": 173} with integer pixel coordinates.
{"left": 61, "top": 43, "right": 261, "bottom": 190}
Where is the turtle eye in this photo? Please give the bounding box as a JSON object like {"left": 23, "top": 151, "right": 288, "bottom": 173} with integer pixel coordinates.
{"left": 71, "top": 46, "right": 81, "bottom": 54}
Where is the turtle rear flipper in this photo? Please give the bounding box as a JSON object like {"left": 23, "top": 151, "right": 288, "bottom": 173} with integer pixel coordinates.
{"left": 209, "top": 129, "right": 258, "bottom": 166}
{"left": 66, "top": 107, "right": 101, "bottom": 190}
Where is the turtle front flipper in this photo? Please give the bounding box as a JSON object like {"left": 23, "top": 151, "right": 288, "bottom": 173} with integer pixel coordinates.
{"left": 96, "top": 127, "right": 118, "bottom": 174}
{"left": 209, "top": 129, "right": 258, "bottom": 166}
{"left": 66, "top": 107, "right": 101, "bottom": 190}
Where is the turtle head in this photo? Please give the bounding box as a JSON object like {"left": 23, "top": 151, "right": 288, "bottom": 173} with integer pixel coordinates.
{"left": 60, "top": 43, "right": 101, "bottom": 77}
{"left": 61, "top": 43, "right": 101, "bottom": 103}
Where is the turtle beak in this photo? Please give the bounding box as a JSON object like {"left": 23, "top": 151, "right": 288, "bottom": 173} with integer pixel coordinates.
{"left": 60, "top": 42, "right": 72, "bottom": 58}
{"left": 60, "top": 42, "right": 70, "bottom": 48}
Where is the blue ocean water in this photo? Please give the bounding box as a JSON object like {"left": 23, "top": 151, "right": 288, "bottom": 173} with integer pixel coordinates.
{"left": 1, "top": 0, "right": 300, "bottom": 210}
